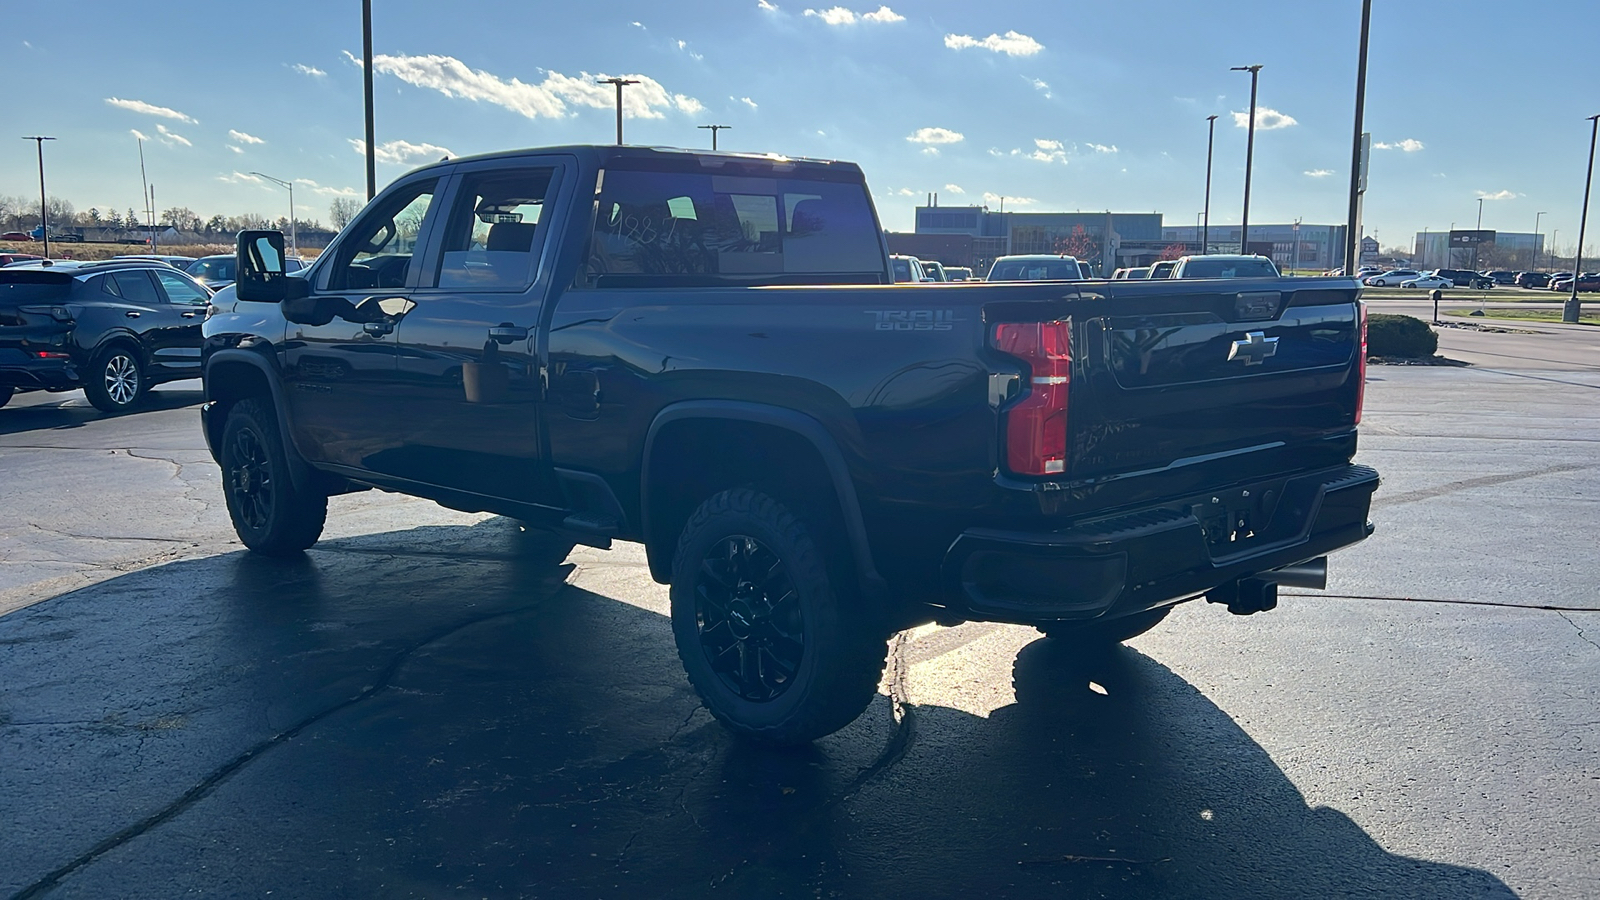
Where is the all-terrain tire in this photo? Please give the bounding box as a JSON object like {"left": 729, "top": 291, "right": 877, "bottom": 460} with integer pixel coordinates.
{"left": 84, "top": 345, "right": 147, "bottom": 414}
{"left": 220, "top": 399, "right": 327, "bottom": 556}
{"left": 670, "top": 488, "right": 888, "bottom": 746}
{"left": 1040, "top": 606, "right": 1173, "bottom": 646}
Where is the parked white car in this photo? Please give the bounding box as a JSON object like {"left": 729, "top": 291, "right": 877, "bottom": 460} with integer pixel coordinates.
{"left": 1363, "top": 269, "right": 1420, "bottom": 286}
{"left": 1400, "top": 274, "right": 1453, "bottom": 289}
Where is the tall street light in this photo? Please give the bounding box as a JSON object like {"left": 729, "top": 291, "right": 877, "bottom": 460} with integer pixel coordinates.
{"left": 362, "top": 0, "right": 376, "bottom": 200}
{"left": 1345, "top": 0, "right": 1372, "bottom": 275}
{"left": 1231, "top": 65, "right": 1263, "bottom": 255}
{"left": 1561, "top": 111, "right": 1600, "bottom": 321}
{"left": 697, "top": 124, "right": 731, "bottom": 150}
{"left": 598, "top": 77, "right": 640, "bottom": 145}
{"left": 1203, "top": 114, "right": 1217, "bottom": 254}
{"left": 1533, "top": 211, "right": 1547, "bottom": 271}
{"left": 250, "top": 172, "right": 297, "bottom": 255}
{"left": 21, "top": 136, "right": 56, "bottom": 258}
{"left": 1474, "top": 197, "right": 1486, "bottom": 270}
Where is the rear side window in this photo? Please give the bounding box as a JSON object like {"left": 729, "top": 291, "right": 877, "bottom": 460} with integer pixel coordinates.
{"left": 1178, "top": 258, "right": 1279, "bottom": 278}
{"left": 111, "top": 270, "right": 161, "bottom": 303}
{"left": 588, "top": 169, "right": 884, "bottom": 285}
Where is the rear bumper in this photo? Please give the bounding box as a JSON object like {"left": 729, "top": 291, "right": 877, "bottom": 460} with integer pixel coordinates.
{"left": 941, "top": 464, "right": 1379, "bottom": 625}
{"left": 0, "top": 356, "right": 80, "bottom": 391}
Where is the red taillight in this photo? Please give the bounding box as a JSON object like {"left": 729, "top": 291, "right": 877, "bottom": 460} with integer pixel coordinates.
{"left": 1355, "top": 301, "right": 1368, "bottom": 424}
{"left": 993, "top": 319, "right": 1071, "bottom": 476}
{"left": 32, "top": 350, "right": 71, "bottom": 359}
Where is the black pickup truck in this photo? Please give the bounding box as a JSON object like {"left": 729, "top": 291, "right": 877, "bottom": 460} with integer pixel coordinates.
{"left": 202, "top": 145, "right": 1377, "bottom": 744}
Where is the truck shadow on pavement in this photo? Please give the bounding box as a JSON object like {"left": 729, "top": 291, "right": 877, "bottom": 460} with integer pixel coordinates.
{"left": 0, "top": 387, "right": 203, "bottom": 436}
{"left": 0, "top": 518, "right": 1515, "bottom": 899}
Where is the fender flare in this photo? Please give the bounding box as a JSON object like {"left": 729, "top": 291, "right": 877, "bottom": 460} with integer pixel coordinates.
{"left": 203, "top": 348, "right": 317, "bottom": 495}
{"left": 642, "top": 400, "right": 887, "bottom": 602}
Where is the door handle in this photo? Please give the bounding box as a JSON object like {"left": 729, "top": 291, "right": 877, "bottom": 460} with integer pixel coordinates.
{"left": 363, "top": 320, "right": 394, "bottom": 336}
{"left": 125, "top": 311, "right": 141, "bottom": 319}
{"left": 181, "top": 311, "right": 198, "bottom": 319}
{"left": 488, "top": 324, "right": 529, "bottom": 344}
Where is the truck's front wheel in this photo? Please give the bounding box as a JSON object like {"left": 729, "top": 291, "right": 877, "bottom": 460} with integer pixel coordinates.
{"left": 221, "top": 399, "right": 327, "bottom": 556}
{"left": 670, "top": 488, "right": 887, "bottom": 745}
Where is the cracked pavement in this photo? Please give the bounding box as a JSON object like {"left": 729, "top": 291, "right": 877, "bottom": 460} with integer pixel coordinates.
{"left": 2, "top": 353, "right": 1598, "bottom": 898}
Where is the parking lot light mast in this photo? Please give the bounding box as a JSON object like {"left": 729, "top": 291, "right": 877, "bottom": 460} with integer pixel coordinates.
{"left": 1344, "top": 0, "right": 1372, "bottom": 275}
{"left": 250, "top": 172, "right": 297, "bottom": 255}
{"left": 1474, "top": 197, "right": 1485, "bottom": 270}
{"left": 1203, "top": 114, "right": 1217, "bottom": 254}
{"left": 598, "top": 77, "right": 640, "bottom": 145}
{"left": 1231, "top": 65, "right": 1263, "bottom": 254}
{"left": 363, "top": 0, "right": 376, "bottom": 200}
{"left": 697, "top": 124, "right": 731, "bottom": 151}
{"left": 1533, "top": 211, "right": 1546, "bottom": 271}
{"left": 22, "top": 136, "right": 56, "bottom": 258}
{"left": 1561, "top": 111, "right": 1600, "bottom": 321}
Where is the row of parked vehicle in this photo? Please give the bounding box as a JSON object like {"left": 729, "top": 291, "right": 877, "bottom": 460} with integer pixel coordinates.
{"left": 1355, "top": 266, "right": 1599, "bottom": 291}
{"left": 0, "top": 252, "right": 308, "bottom": 412}
{"left": 891, "top": 253, "right": 1283, "bottom": 283}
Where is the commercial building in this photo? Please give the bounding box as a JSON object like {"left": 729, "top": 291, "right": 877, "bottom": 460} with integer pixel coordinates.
{"left": 908, "top": 205, "right": 1168, "bottom": 276}
{"left": 1413, "top": 231, "right": 1546, "bottom": 271}
{"left": 1160, "top": 223, "right": 1350, "bottom": 272}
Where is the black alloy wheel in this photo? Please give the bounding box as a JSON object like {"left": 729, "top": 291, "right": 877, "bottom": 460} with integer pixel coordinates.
{"left": 695, "top": 534, "right": 806, "bottom": 702}
{"left": 220, "top": 399, "right": 327, "bottom": 555}
{"left": 84, "top": 348, "right": 144, "bottom": 413}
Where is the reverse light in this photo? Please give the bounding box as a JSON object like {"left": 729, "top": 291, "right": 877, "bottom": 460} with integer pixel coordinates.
{"left": 1355, "top": 301, "right": 1368, "bottom": 424}
{"left": 993, "top": 319, "right": 1071, "bottom": 476}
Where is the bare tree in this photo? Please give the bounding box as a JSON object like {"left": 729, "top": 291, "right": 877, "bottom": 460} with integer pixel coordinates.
{"left": 329, "top": 196, "right": 361, "bottom": 230}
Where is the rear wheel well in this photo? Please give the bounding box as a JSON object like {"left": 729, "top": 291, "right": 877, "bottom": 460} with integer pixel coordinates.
{"left": 645, "top": 419, "right": 856, "bottom": 590}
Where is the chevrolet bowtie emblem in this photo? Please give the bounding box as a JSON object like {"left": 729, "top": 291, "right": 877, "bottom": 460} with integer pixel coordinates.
{"left": 1228, "top": 331, "right": 1279, "bottom": 366}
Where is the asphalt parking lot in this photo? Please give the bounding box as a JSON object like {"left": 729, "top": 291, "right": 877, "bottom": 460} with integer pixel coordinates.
{"left": 1, "top": 316, "right": 1596, "bottom": 898}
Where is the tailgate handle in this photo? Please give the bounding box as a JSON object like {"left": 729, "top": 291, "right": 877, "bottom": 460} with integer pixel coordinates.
{"left": 1234, "top": 291, "right": 1280, "bottom": 320}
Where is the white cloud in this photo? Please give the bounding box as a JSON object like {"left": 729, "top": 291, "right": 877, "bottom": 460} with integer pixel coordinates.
{"left": 1086, "top": 142, "right": 1118, "bottom": 154}
{"left": 921, "top": 147, "right": 940, "bottom": 156}
{"left": 943, "top": 31, "right": 1043, "bottom": 56}
{"left": 982, "top": 192, "right": 1035, "bottom": 206}
{"left": 366, "top": 53, "right": 703, "bottom": 121}
{"left": 736, "top": 96, "right": 758, "bottom": 110}
{"left": 895, "top": 188, "right": 918, "bottom": 196}
{"left": 1304, "top": 169, "right": 1334, "bottom": 178}
{"left": 631, "top": 21, "right": 644, "bottom": 27}
{"left": 228, "top": 145, "right": 244, "bottom": 154}
{"left": 1029, "top": 139, "right": 1067, "bottom": 164}
{"left": 677, "top": 41, "right": 703, "bottom": 60}
{"left": 292, "top": 64, "right": 326, "bottom": 77}
{"left": 1027, "top": 77, "right": 1052, "bottom": 98}
{"left": 155, "top": 124, "right": 191, "bottom": 147}
{"left": 105, "top": 97, "right": 197, "bottom": 124}
{"left": 228, "top": 129, "right": 265, "bottom": 145}
{"left": 816, "top": 129, "right": 826, "bottom": 136}
{"left": 129, "top": 129, "right": 149, "bottom": 142}
{"left": 907, "top": 126, "right": 964, "bottom": 145}
{"left": 1374, "top": 138, "right": 1425, "bottom": 152}
{"left": 1476, "top": 189, "right": 1518, "bottom": 200}
{"left": 804, "top": 5, "right": 901, "bottom": 24}
{"left": 348, "top": 138, "right": 455, "bottom": 165}
{"left": 217, "top": 172, "right": 263, "bottom": 184}
{"left": 295, "top": 178, "right": 363, "bottom": 197}
{"left": 758, "top": 0, "right": 779, "bottom": 9}
{"left": 944, "top": 184, "right": 965, "bottom": 194}
{"left": 1231, "top": 107, "right": 1297, "bottom": 130}
{"left": 987, "top": 148, "right": 1006, "bottom": 157}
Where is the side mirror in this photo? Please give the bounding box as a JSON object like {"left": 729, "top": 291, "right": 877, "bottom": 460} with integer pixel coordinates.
{"left": 235, "top": 230, "right": 308, "bottom": 302}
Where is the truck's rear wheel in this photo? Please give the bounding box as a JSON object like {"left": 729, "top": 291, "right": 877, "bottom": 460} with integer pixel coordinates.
{"left": 670, "top": 488, "right": 887, "bottom": 745}
{"left": 1040, "top": 606, "right": 1172, "bottom": 646}
{"left": 221, "top": 399, "right": 327, "bottom": 556}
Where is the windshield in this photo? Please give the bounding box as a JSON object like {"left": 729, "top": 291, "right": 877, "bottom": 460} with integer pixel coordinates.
{"left": 186, "top": 257, "right": 236, "bottom": 282}
{"left": 987, "top": 260, "right": 1080, "bottom": 281}
{"left": 1178, "top": 258, "right": 1279, "bottom": 278}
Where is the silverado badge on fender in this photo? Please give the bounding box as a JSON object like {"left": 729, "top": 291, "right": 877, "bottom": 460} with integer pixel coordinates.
{"left": 1228, "top": 331, "right": 1279, "bottom": 366}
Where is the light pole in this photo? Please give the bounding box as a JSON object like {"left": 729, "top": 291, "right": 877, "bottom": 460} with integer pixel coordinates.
{"left": 1231, "top": 65, "right": 1263, "bottom": 255}
{"left": 1474, "top": 197, "right": 1485, "bottom": 270}
{"left": 1203, "top": 114, "right": 1217, "bottom": 255}
{"left": 598, "top": 77, "right": 640, "bottom": 145}
{"left": 1345, "top": 0, "right": 1372, "bottom": 275}
{"left": 1533, "top": 211, "right": 1547, "bottom": 271}
{"left": 21, "top": 136, "right": 56, "bottom": 258}
{"left": 362, "top": 0, "right": 376, "bottom": 200}
{"left": 1568, "top": 111, "right": 1593, "bottom": 321}
{"left": 250, "top": 172, "right": 297, "bottom": 255}
{"left": 697, "top": 124, "right": 731, "bottom": 151}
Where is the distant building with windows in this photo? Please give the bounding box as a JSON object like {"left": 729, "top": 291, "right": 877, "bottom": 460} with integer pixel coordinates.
{"left": 909, "top": 205, "right": 1168, "bottom": 275}
{"left": 1161, "top": 223, "right": 1350, "bottom": 272}
{"left": 1413, "top": 231, "right": 1545, "bottom": 270}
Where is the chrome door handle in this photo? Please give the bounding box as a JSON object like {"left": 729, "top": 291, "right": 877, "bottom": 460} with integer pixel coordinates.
{"left": 363, "top": 320, "right": 394, "bottom": 336}
{"left": 125, "top": 311, "right": 141, "bottom": 318}
{"left": 181, "top": 311, "right": 198, "bottom": 319}
{"left": 488, "top": 324, "right": 528, "bottom": 344}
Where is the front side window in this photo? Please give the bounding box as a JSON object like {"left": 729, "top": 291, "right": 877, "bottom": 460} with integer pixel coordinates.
{"left": 328, "top": 179, "right": 437, "bottom": 291}
{"left": 434, "top": 168, "right": 555, "bottom": 290}
{"left": 587, "top": 168, "right": 883, "bottom": 285}
{"left": 154, "top": 270, "right": 210, "bottom": 305}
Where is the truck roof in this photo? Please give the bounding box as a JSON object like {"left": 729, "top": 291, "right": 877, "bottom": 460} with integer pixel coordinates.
{"left": 403, "top": 144, "right": 867, "bottom": 179}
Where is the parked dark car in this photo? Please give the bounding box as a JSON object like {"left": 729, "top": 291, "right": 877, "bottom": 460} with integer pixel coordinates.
{"left": 186, "top": 253, "right": 305, "bottom": 290}
{"left": 201, "top": 144, "right": 1376, "bottom": 745}
{"left": 1483, "top": 270, "right": 1518, "bottom": 285}
{"left": 0, "top": 260, "right": 213, "bottom": 412}
{"left": 1560, "top": 273, "right": 1600, "bottom": 292}
{"left": 1514, "top": 272, "right": 1550, "bottom": 289}
{"left": 113, "top": 254, "right": 198, "bottom": 269}
{"left": 1433, "top": 268, "right": 1495, "bottom": 289}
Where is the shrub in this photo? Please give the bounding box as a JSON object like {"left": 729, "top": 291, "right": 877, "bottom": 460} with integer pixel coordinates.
{"left": 1367, "top": 313, "right": 1438, "bottom": 358}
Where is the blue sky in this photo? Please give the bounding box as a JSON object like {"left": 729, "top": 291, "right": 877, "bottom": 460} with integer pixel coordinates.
{"left": 7, "top": 0, "right": 1598, "bottom": 252}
